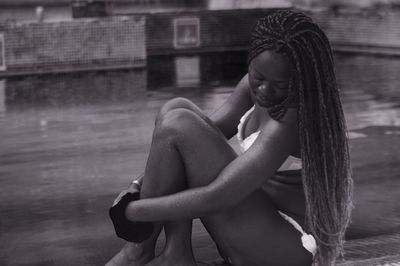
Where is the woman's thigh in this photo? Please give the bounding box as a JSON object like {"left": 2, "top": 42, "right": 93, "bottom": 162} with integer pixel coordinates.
{"left": 201, "top": 190, "right": 313, "bottom": 266}
{"left": 160, "top": 108, "right": 313, "bottom": 265}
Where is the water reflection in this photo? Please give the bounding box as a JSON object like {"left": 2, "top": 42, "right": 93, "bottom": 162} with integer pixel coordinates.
{"left": 336, "top": 55, "right": 400, "bottom": 131}
{"left": 5, "top": 69, "right": 146, "bottom": 108}
{"left": 0, "top": 79, "right": 5, "bottom": 115}
{"left": 0, "top": 52, "right": 400, "bottom": 265}
{"left": 175, "top": 56, "right": 201, "bottom": 87}
{"left": 147, "top": 51, "right": 247, "bottom": 89}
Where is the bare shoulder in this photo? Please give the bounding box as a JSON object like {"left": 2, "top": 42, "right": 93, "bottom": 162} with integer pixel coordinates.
{"left": 209, "top": 74, "right": 253, "bottom": 139}
{"left": 255, "top": 107, "right": 299, "bottom": 154}
{"left": 237, "top": 73, "right": 250, "bottom": 90}
{"left": 261, "top": 107, "right": 298, "bottom": 131}
{"left": 278, "top": 107, "right": 298, "bottom": 127}
{"left": 235, "top": 107, "right": 299, "bottom": 181}
{"left": 230, "top": 73, "right": 252, "bottom": 102}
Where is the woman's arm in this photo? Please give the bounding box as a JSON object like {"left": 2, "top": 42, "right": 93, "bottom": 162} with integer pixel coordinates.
{"left": 210, "top": 74, "right": 254, "bottom": 139}
{"left": 125, "top": 109, "right": 298, "bottom": 222}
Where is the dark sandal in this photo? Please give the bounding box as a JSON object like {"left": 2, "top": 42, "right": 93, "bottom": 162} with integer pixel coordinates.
{"left": 109, "top": 191, "right": 154, "bottom": 243}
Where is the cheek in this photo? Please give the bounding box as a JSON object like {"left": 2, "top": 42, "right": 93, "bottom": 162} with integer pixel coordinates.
{"left": 275, "top": 88, "right": 288, "bottom": 100}
{"left": 257, "top": 87, "right": 288, "bottom": 107}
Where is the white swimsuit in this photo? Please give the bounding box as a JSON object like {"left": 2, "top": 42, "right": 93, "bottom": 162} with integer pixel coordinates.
{"left": 237, "top": 105, "right": 317, "bottom": 257}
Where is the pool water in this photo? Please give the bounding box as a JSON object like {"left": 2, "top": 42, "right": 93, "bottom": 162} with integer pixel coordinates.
{"left": 0, "top": 53, "right": 399, "bottom": 265}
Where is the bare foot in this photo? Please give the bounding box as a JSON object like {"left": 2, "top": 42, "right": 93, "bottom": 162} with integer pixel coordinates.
{"left": 105, "top": 242, "right": 154, "bottom": 266}
{"left": 144, "top": 250, "right": 197, "bottom": 266}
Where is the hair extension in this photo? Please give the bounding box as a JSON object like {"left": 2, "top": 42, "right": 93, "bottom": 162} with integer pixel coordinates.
{"left": 248, "top": 10, "right": 354, "bottom": 266}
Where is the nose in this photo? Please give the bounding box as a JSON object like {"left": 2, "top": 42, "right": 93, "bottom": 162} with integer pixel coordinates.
{"left": 258, "top": 84, "right": 267, "bottom": 90}
{"left": 257, "top": 83, "right": 272, "bottom": 95}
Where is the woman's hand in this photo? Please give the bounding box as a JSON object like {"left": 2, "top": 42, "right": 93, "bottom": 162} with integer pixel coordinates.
{"left": 112, "top": 176, "right": 142, "bottom": 207}
{"left": 112, "top": 187, "right": 139, "bottom": 207}
{"left": 109, "top": 177, "right": 154, "bottom": 243}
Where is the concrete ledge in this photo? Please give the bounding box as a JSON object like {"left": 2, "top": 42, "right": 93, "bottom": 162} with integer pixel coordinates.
{"left": 312, "top": 9, "right": 400, "bottom": 57}
{"left": 0, "top": 61, "right": 145, "bottom": 78}
{"left": 333, "top": 43, "right": 400, "bottom": 57}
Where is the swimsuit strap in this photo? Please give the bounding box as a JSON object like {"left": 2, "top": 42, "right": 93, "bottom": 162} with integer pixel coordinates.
{"left": 237, "top": 106, "right": 302, "bottom": 171}
{"left": 237, "top": 105, "right": 255, "bottom": 142}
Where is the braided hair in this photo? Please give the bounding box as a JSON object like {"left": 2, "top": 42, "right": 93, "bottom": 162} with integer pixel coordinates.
{"left": 248, "top": 10, "right": 354, "bottom": 266}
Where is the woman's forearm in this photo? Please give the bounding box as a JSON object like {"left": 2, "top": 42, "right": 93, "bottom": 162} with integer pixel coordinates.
{"left": 125, "top": 186, "right": 226, "bottom": 222}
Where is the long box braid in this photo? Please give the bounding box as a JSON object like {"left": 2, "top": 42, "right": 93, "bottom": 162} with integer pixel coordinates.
{"left": 248, "top": 10, "right": 354, "bottom": 266}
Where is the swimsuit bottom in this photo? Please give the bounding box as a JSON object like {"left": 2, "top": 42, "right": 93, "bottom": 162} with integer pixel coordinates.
{"left": 278, "top": 211, "right": 317, "bottom": 257}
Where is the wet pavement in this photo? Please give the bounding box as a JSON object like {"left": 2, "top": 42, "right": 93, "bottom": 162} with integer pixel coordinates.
{"left": 0, "top": 54, "right": 400, "bottom": 265}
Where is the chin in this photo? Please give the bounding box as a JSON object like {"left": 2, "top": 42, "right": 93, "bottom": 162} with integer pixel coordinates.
{"left": 257, "top": 96, "right": 282, "bottom": 108}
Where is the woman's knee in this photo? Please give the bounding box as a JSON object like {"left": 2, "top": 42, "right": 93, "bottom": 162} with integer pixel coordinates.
{"left": 156, "top": 98, "right": 199, "bottom": 125}
{"left": 159, "top": 97, "right": 192, "bottom": 117}
{"left": 155, "top": 108, "right": 201, "bottom": 139}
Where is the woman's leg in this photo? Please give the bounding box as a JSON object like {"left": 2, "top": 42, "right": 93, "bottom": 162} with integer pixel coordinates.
{"left": 148, "top": 96, "right": 225, "bottom": 265}
{"left": 106, "top": 98, "right": 210, "bottom": 266}
{"left": 155, "top": 97, "right": 215, "bottom": 129}
{"left": 140, "top": 105, "right": 237, "bottom": 266}
{"left": 140, "top": 98, "right": 226, "bottom": 266}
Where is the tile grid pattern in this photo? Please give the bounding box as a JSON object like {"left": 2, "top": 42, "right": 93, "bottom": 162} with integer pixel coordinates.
{"left": 0, "top": 16, "right": 145, "bottom": 74}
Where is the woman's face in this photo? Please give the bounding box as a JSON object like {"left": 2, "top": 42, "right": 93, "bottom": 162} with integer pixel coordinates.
{"left": 248, "top": 50, "right": 290, "bottom": 107}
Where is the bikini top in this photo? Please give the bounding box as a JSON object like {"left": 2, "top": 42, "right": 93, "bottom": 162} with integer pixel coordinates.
{"left": 237, "top": 105, "right": 302, "bottom": 172}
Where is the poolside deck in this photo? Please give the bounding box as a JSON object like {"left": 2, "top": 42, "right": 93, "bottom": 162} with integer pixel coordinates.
{"left": 192, "top": 224, "right": 400, "bottom": 266}
{"left": 1, "top": 53, "right": 400, "bottom": 265}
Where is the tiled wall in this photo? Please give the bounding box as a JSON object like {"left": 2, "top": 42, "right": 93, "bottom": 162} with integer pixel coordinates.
{"left": 0, "top": 15, "right": 146, "bottom": 76}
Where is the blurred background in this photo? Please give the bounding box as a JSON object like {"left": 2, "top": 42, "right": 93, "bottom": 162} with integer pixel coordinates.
{"left": 0, "top": 0, "right": 399, "bottom": 265}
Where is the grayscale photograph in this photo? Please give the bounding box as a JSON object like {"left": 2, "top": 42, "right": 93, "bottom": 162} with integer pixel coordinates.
{"left": 0, "top": 0, "right": 399, "bottom": 265}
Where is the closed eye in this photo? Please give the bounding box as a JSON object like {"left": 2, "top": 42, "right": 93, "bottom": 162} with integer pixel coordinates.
{"left": 250, "top": 71, "right": 262, "bottom": 81}
{"left": 273, "top": 82, "right": 289, "bottom": 90}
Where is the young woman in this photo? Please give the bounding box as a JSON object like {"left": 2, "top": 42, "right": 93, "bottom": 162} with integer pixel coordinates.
{"left": 106, "top": 9, "right": 353, "bottom": 266}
